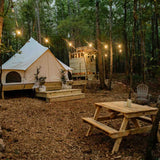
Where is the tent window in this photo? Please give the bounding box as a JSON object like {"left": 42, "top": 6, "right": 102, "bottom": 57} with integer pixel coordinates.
{"left": 6, "top": 71, "right": 22, "bottom": 83}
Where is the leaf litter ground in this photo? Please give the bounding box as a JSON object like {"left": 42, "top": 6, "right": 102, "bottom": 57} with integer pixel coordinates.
{"left": 0, "top": 81, "right": 159, "bottom": 160}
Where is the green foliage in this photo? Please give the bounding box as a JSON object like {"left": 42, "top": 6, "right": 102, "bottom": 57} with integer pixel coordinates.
{"left": 61, "top": 69, "right": 66, "bottom": 84}
{"left": 34, "top": 67, "right": 46, "bottom": 86}
{"left": 1, "top": 0, "right": 160, "bottom": 80}
{"left": 0, "top": 43, "right": 15, "bottom": 63}
{"left": 132, "top": 74, "right": 143, "bottom": 89}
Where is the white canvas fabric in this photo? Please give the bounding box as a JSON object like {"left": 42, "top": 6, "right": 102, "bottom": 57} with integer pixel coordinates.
{"left": 2, "top": 37, "right": 48, "bottom": 70}
{"left": 57, "top": 59, "right": 73, "bottom": 71}
{"left": 2, "top": 37, "right": 72, "bottom": 71}
{"left": 2, "top": 37, "right": 73, "bottom": 84}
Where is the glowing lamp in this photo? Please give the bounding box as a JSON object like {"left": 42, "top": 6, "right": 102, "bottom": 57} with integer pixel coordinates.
{"left": 16, "top": 30, "right": 21, "bottom": 35}
{"left": 69, "top": 42, "right": 72, "bottom": 47}
{"left": 104, "top": 45, "right": 108, "bottom": 49}
{"left": 89, "top": 43, "right": 92, "bottom": 47}
{"left": 118, "top": 44, "right": 121, "bottom": 48}
{"left": 45, "top": 38, "right": 49, "bottom": 43}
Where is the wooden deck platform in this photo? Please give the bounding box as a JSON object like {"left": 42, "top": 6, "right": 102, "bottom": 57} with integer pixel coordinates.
{"left": 2, "top": 82, "right": 62, "bottom": 99}
{"left": 3, "top": 82, "right": 62, "bottom": 91}
{"left": 36, "top": 89, "right": 85, "bottom": 102}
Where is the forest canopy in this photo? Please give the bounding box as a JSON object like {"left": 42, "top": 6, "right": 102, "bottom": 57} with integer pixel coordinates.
{"left": 1, "top": 0, "right": 160, "bottom": 84}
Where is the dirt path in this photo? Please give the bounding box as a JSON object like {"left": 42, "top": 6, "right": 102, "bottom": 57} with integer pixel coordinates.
{"left": 0, "top": 82, "right": 159, "bottom": 160}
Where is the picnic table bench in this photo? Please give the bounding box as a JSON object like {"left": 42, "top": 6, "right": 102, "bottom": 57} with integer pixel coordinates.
{"left": 82, "top": 101, "right": 160, "bottom": 154}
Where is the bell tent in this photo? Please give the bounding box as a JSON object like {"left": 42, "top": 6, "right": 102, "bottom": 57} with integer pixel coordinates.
{"left": 2, "top": 37, "right": 72, "bottom": 93}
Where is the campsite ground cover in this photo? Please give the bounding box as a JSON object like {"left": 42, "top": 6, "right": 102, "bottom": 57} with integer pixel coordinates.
{"left": 0, "top": 80, "right": 160, "bottom": 160}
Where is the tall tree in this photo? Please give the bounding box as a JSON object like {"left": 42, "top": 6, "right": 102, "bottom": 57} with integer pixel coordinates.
{"left": 154, "top": 0, "right": 160, "bottom": 64}
{"left": 139, "top": 1, "right": 146, "bottom": 82}
{"left": 0, "top": 0, "right": 4, "bottom": 99}
{"left": 0, "top": 0, "right": 4, "bottom": 43}
{"left": 96, "top": 0, "right": 105, "bottom": 89}
{"left": 108, "top": 0, "right": 113, "bottom": 90}
{"left": 35, "top": 0, "right": 41, "bottom": 43}
{"left": 129, "top": 0, "right": 137, "bottom": 98}
{"left": 123, "top": 0, "right": 129, "bottom": 81}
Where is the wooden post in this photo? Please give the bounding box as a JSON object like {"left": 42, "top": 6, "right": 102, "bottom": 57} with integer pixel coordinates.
{"left": 86, "top": 106, "right": 101, "bottom": 136}
{"left": 112, "top": 117, "right": 128, "bottom": 154}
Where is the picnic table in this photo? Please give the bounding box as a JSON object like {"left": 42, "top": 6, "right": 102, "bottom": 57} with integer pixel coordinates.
{"left": 82, "top": 101, "right": 160, "bottom": 154}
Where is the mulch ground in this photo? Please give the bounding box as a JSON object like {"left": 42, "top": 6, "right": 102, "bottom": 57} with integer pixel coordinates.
{"left": 0, "top": 81, "right": 159, "bottom": 160}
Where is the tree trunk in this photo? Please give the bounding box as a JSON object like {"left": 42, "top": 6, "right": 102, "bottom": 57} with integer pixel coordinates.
{"left": 67, "top": 0, "right": 70, "bottom": 16}
{"left": 154, "top": 1, "right": 160, "bottom": 64}
{"left": 129, "top": 0, "right": 137, "bottom": 98}
{"left": 145, "top": 104, "right": 160, "bottom": 160}
{"left": 0, "top": 0, "right": 4, "bottom": 44}
{"left": 139, "top": 1, "right": 146, "bottom": 83}
{"left": 96, "top": 0, "right": 105, "bottom": 89}
{"left": 151, "top": 15, "right": 155, "bottom": 60}
{"left": 108, "top": 0, "right": 113, "bottom": 90}
{"left": 77, "top": 0, "right": 80, "bottom": 14}
{"left": 0, "top": 0, "right": 4, "bottom": 99}
{"left": 151, "top": 14, "right": 155, "bottom": 78}
{"left": 35, "top": 0, "right": 41, "bottom": 43}
{"left": 123, "top": 0, "right": 129, "bottom": 83}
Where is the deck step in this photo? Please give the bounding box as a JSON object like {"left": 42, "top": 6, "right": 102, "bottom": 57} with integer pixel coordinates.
{"left": 82, "top": 117, "right": 118, "bottom": 134}
{"left": 36, "top": 89, "right": 85, "bottom": 102}
{"left": 36, "top": 89, "right": 82, "bottom": 97}
{"left": 46, "top": 93, "right": 85, "bottom": 102}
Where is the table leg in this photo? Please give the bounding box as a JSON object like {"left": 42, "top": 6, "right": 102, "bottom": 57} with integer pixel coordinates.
{"left": 151, "top": 115, "right": 160, "bottom": 143}
{"left": 112, "top": 117, "right": 128, "bottom": 154}
{"left": 157, "top": 131, "right": 160, "bottom": 143}
{"left": 151, "top": 115, "right": 156, "bottom": 122}
{"left": 131, "top": 118, "right": 140, "bottom": 128}
{"left": 86, "top": 106, "right": 101, "bottom": 136}
{"left": 1, "top": 91, "right": 4, "bottom": 99}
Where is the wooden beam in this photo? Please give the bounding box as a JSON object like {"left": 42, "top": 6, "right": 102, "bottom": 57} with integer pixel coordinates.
{"left": 110, "top": 124, "right": 160, "bottom": 139}
{"left": 131, "top": 118, "right": 140, "bottom": 128}
{"left": 86, "top": 106, "right": 101, "bottom": 136}
{"left": 137, "top": 116, "right": 152, "bottom": 123}
{"left": 83, "top": 117, "right": 118, "bottom": 134}
{"left": 112, "top": 117, "right": 128, "bottom": 154}
{"left": 97, "top": 114, "right": 123, "bottom": 121}
{"left": 125, "top": 110, "right": 157, "bottom": 118}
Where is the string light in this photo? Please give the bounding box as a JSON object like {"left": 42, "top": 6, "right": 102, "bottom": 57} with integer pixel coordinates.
{"left": 16, "top": 29, "right": 21, "bottom": 36}
{"left": 119, "top": 49, "right": 122, "bottom": 53}
{"left": 89, "top": 43, "right": 92, "bottom": 47}
{"left": 44, "top": 38, "right": 49, "bottom": 43}
{"left": 69, "top": 42, "right": 72, "bottom": 47}
{"left": 105, "top": 54, "right": 107, "bottom": 57}
{"left": 104, "top": 45, "right": 108, "bottom": 49}
{"left": 11, "top": 8, "right": 14, "bottom": 13}
{"left": 118, "top": 44, "right": 121, "bottom": 48}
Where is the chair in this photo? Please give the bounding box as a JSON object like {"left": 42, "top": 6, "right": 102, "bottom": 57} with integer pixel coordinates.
{"left": 136, "top": 83, "right": 151, "bottom": 104}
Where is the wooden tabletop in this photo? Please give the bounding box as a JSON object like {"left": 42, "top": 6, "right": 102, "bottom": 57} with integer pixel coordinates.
{"left": 95, "top": 101, "right": 158, "bottom": 114}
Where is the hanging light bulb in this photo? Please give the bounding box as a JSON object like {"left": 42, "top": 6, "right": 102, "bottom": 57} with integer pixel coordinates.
{"left": 45, "top": 38, "right": 49, "bottom": 43}
{"left": 118, "top": 44, "right": 121, "bottom": 48}
{"left": 69, "top": 42, "right": 72, "bottom": 47}
{"left": 16, "top": 29, "right": 21, "bottom": 35}
{"left": 12, "top": 8, "right": 14, "bottom": 13}
{"left": 11, "top": 4, "right": 14, "bottom": 13}
{"left": 89, "top": 43, "right": 92, "bottom": 47}
{"left": 104, "top": 45, "right": 108, "bottom": 49}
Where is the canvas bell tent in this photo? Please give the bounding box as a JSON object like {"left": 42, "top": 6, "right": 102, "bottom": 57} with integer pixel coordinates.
{"left": 2, "top": 37, "right": 72, "bottom": 95}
